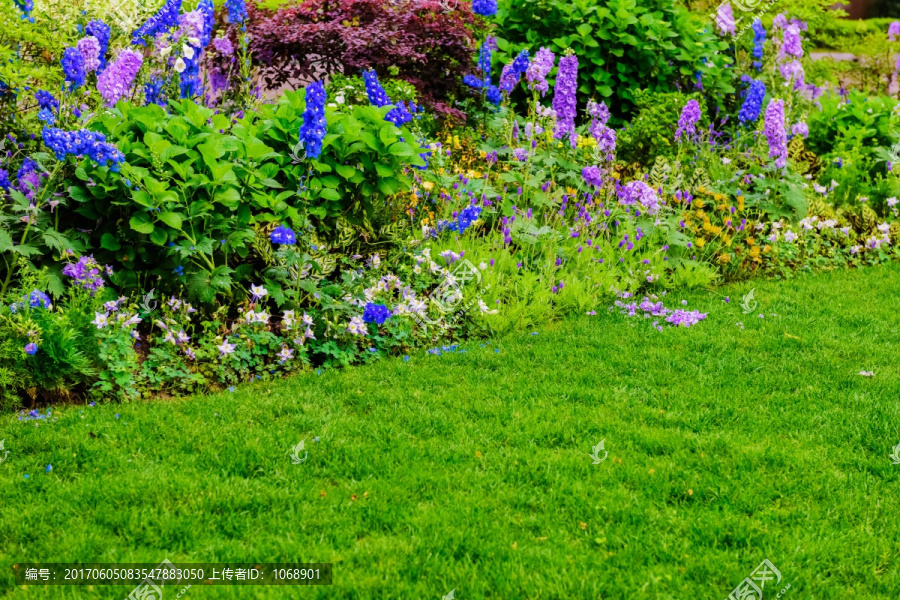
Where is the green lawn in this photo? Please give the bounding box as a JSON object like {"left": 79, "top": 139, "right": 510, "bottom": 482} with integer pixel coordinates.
{"left": 2, "top": 264, "right": 900, "bottom": 599}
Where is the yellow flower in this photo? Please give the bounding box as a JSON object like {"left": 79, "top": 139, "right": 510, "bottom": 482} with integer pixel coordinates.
{"left": 422, "top": 181, "right": 434, "bottom": 191}
{"left": 737, "top": 195, "right": 745, "bottom": 212}
{"left": 695, "top": 238, "right": 706, "bottom": 248}
{"left": 718, "top": 253, "right": 731, "bottom": 264}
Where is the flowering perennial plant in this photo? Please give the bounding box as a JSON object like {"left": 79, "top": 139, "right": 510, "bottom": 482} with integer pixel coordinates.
{"left": 299, "top": 82, "right": 327, "bottom": 160}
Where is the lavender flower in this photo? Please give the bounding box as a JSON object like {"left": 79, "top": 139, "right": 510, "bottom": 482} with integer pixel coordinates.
{"left": 675, "top": 99, "right": 702, "bottom": 143}
{"left": 499, "top": 51, "right": 529, "bottom": 94}
{"left": 62, "top": 255, "right": 106, "bottom": 294}
{"left": 582, "top": 166, "right": 604, "bottom": 188}
{"left": 764, "top": 99, "right": 788, "bottom": 168}
{"left": 26, "top": 290, "right": 52, "bottom": 309}
{"left": 24, "top": 343, "right": 38, "bottom": 355}
{"left": 781, "top": 25, "right": 803, "bottom": 59}
{"left": 619, "top": 181, "right": 661, "bottom": 215}
{"left": 715, "top": 2, "right": 736, "bottom": 36}
{"left": 779, "top": 60, "right": 805, "bottom": 89}
{"left": 85, "top": 20, "right": 111, "bottom": 71}
{"left": 526, "top": 47, "right": 555, "bottom": 96}
{"left": 212, "top": 36, "right": 234, "bottom": 56}
{"left": 552, "top": 54, "right": 579, "bottom": 146}
{"left": 738, "top": 79, "right": 766, "bottom": 125}
{"left": 890, "top": 21, "right": 900, "bottom": 42}
{"left": 77, "top": 36, "right": 102, "bottom": 72}
{"left": 791, "top": 122, "right": 809, "bottom": 138}
{"left": 96, "top": 49, "right": 143, "bottom": 107}
{"left": 299, "top": 81, "right": 327, "bottom": 159}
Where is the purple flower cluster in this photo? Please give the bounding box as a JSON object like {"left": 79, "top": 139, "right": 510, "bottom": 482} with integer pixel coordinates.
{"left": 552, "top": 54, "right": 579, "bottom": 146}
{"left": 42, "top": 127, "right": 125, "bottom": 170}
{"left": 715, "top": 2, "right": 736, "bottom": 36}
{"left": 738, "top": 79, "right": 766, "bottom": 125}
{"left": 132, "top": 0, "right": 183, "bottom": 45}
{"left": 270, "top": 225, "right": 297, "bottom": 245}
{"left": 499, "top": 50, "right": 529, "bottom": 93}
{"left": 588, "top": 101, "right": 616, "bottom": 161}
{"left": 582, "top": 166, "right": 604, "bottom": 188}
{"left": 616, "top": 297, "right": 707, "bottom": 329}
{"left": 0, "top": 169, "right": 10, "bottom": 190}
{"left": 791, "top": 122, "right": 809, "bottom": 138}
{"left": 675, "top": 99, "right": 702, "bottom": 142}
{"left": 299, "top": 81, "right": 327, "bottom": 159}
{"left": 472, "top": 0, "right": 497, "bottom": 17}
{"left": 386, "top": 102, "right": 414, "bottom": 126}
{"left": 212, "top": 37, "right": 234, "bottom": 56}
{"left": 16, "top": 158, "right": 43, "bottom": 200}
{"left": 890, "top": 21, "right": 900, "bottom": 42}
{"left": 27, "top": 290, "right": 52, "bottom": 309}
{"left": 225, "top": 0, "right": 248, "bottom": 24}
{"left": 618, "top": 181, "right": 661, "bottom": 215}
{"left": 62, "top": 255, "right": 106, "bottom": 294}
{"left": 779, "top": 60, "right": 804, "bottom": 89}
{"left": 362, "top": 303, "right": 392, "bottom": 325}
{"left": 85, "top": 20, "right": 111, "bottom": 71}
{"left": 62, "top": 47, "right": 86, "bottom": 89}
{"left": 526, "top": 47, "right": 555, "bottom": 96}
{"left": 764, "top": 99, "right": 788, "bottom": 168}
{"left": 77, "top": 36, "right": 102, "bottom": 73}
{"left": 97, "top": 50, "right": 143, "bottom": 107}
{"left": 780, "top": 25, "right": 803, "bottom": 59}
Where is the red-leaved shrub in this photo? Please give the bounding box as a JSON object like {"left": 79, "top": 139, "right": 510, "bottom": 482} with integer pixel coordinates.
{"left": 243, "top": 0, "right": 483, "bottom": 116}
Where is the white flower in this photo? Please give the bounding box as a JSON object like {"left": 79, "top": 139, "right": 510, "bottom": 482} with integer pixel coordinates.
{"left": 282, "top": 310, "right": 296, "bottom": 330}
{"left": 174, "top": 58, "right": 186, "bottom": 73}
{"left": 413, "top": 265, "right": 422, "bottom": 274}
{"left": 347, "top": 316, "right": 368, "bottom": 336}
{"left": 277, "top": 346, "right": 294, "bottom": 363}
{"left": 478, "top": 299, "right": 498, "bottom": 314}
{"left": 250, "top": 284, "right": 268, "bottom": 301}
{"left": 217, "top": 338, "right": 236, "bottom": 356}
{"left": 721, "top": 157, "right": 731, "bottom": 165}
{"left": 92, "top": 312, "right": 109, "bottom": 329}
{"left": 370, "top": 254, "right": 381, "bottom": 268}
{"left": 188, "top": 37, "right": 200, "bottom": 47}
{"left": 335, "top": 94, "right": 345, "bottom": 104}
{"left": 302, "top": 313, "right": 314, "bottom": 327}
{"left": 182, "top": 44, "right": 194, "bottom": 60}
{"left": 887, "top": 197, "right": 898, "bottom": 207}
{"left": 878, "top": 222, "right": 891, "bottom": 234}
{"left": 479, "top": 262, "right": 488, "bottom": 270}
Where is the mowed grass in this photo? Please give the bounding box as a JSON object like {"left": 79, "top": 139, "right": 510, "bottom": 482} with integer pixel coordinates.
{"left": 2, "top": 264, "right": 900, "bottom": 599}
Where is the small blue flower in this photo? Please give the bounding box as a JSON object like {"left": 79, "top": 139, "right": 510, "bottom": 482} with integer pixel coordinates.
{"left": 403, "top": 356, "right": 409, "bottom": 362}
{"left": 46, "top": 464, "right": 52, "bottom": 472}
{"left": 173, "top": 265, "right": 184, "bottom": 276}
{"left": 362, "top": 303, "right": 392, "bottom": 325}
{"left": 270, "top": 225, "right": 297, "bottom": 245}
{"left": 228, "top": 386, "right": 235, "bottom": 392}
{"left": 24, "top": 343, "right": 38, "bottom": 355}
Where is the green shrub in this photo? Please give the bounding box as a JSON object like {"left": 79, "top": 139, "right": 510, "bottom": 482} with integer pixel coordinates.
{"left": 66, "top": 94, "right": 427, "bottom": 304}
{"left": 494, "top": 0, "right": 731, "bottom": 119}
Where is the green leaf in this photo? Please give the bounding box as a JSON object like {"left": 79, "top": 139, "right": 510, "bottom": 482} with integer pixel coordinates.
{"left": 158, "top": 211, "right": 184, "bottom": 230}
{"left": 100, "top": 233, "right": 122, "bottom": 251}
{"left": 129, "top": 214, "right": 155, "bottom": 234}
{"left": 388, "top": 142, "right": 416, "bottom": 157}
{"left": 149, "top": 227, "right": 168, "bottom": 246}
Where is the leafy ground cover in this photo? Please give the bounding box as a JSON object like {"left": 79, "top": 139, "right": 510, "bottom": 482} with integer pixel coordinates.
{"left": 2, "top": 262, "right": 899, "bottom": 599}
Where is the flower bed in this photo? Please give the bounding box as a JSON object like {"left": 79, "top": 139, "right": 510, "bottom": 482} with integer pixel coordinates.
{"left": 1, "top": 1, "right": 899, "bottom": 408}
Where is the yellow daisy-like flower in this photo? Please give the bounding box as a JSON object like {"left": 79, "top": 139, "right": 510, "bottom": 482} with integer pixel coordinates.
{"left": 737, "top": 195, "right": 745, "bottom": 212}
{"left": 422, "top": 181, "right": 434, "bottom": 191}
{"left": 718, "top": 253, "right": 731, "bottom": 264}
{"left": 695, "top": 238, "right": 707, "bottom": 248}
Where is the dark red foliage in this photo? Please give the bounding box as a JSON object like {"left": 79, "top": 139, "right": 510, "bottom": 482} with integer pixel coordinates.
{"left": 244, "top": 0, "right": 483, "bottom": 111}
